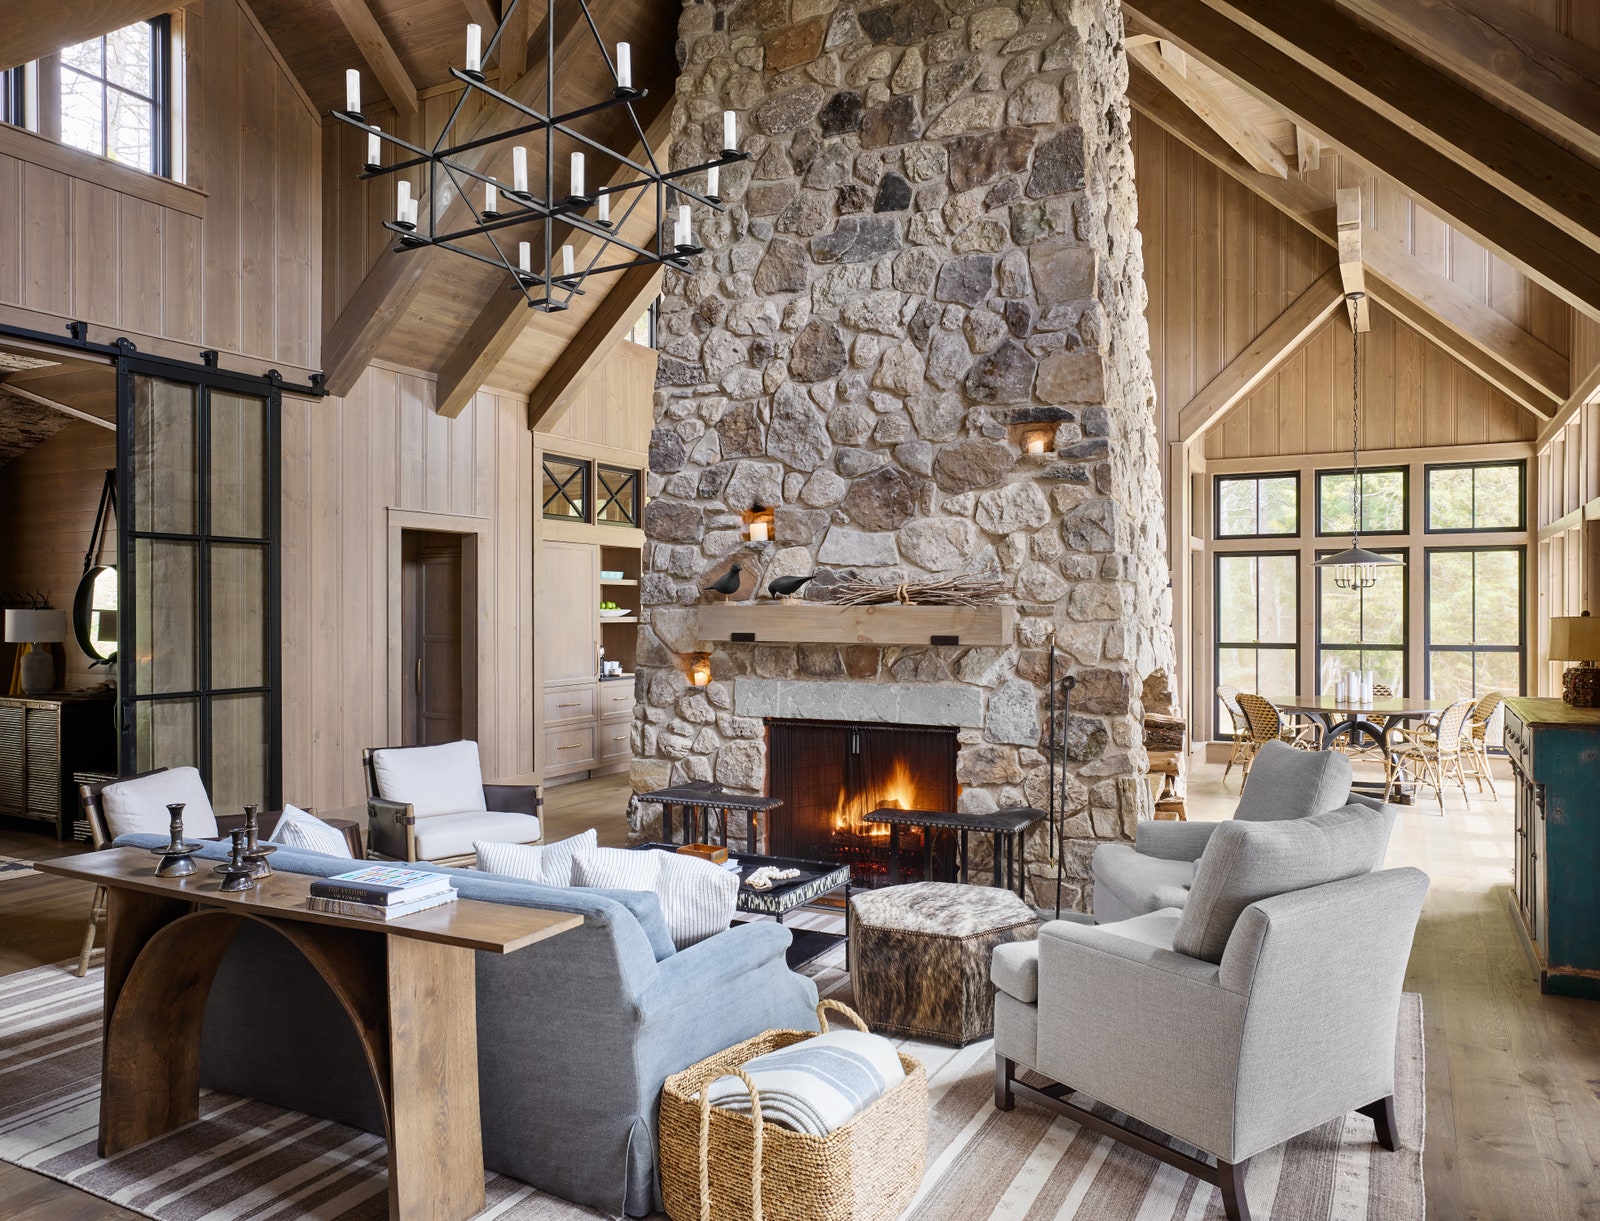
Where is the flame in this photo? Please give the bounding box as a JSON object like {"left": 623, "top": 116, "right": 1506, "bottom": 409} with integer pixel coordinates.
{"left": 830, "top": 756, "right": 920, "bottom": 840}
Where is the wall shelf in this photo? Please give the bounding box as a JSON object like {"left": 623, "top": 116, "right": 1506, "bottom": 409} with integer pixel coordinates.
{"left": 696, "top": 602, "right": 1016, "bottom": 647}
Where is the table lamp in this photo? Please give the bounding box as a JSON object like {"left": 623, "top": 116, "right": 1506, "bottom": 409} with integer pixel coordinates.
{"left": 1548, "top": 612, "right": 1600, "bottom": 707}
{"left": 6, "top": 608, "right": 68, "bottom": 696}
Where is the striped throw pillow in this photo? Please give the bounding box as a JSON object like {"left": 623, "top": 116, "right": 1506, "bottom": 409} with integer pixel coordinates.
{"left": 475, "top": 829, "right": 595, "bottom": 886}
{"left": 270, "top": 805, "right": 353, "bottom": 858}
{"left": 570, "top": 846, "right": 662, "bottom": 894}
{"left": 653, "top": 850, "right": 739, "bottom": 948}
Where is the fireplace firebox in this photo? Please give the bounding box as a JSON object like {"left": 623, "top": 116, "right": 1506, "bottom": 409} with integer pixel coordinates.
{"left": 766, "top": 719, "right": 959, "bottom": 888}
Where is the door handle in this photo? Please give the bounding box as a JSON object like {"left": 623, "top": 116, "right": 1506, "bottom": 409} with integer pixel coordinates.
{"left": 415, "top": 658, "right": 422, "bottom": 695}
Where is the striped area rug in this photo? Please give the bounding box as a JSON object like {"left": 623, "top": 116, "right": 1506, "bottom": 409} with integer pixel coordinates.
{"left": 0, "top": 914, "right": 1423, "bottom": 1221}
{"left": 0, "top": 855, "right": 36, "bottom": 881}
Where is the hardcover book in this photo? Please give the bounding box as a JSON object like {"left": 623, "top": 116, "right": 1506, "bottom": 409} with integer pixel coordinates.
{"left": 308, "top": 865, "right": 451, "bottom": 905}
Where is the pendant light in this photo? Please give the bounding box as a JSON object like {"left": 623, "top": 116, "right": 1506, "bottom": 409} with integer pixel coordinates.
{"left": 1315, "top": 291, "right": 1403, "bottom": 591}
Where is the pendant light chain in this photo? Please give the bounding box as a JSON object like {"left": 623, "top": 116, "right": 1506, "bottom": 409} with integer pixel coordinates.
{"left": 1350, "top": 294, "right": 1361, "bottom": 551}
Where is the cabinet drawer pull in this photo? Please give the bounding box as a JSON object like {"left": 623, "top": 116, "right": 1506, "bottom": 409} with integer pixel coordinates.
{"left": 612, "top": 734, "right": 626, "bottom": 741}
{"left": 558, "top": 743, "right": 586, "bottom": 750}
{"left": 558, "top": 702, "right": 581, "bottom": 709}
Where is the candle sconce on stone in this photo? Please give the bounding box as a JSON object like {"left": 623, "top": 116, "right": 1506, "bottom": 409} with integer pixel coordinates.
{"left": 742, "top": 506, "right": 775, "bottom": 545}
{"left": 687, "top": 652, "right": 713, "bottom": 687}
{"left": 1016, "top": 425, "right": 1055, "bottom": 457}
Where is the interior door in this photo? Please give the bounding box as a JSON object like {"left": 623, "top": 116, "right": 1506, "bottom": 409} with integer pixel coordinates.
{"left": 402, "top": 531, "right": 464, "bottom": 746}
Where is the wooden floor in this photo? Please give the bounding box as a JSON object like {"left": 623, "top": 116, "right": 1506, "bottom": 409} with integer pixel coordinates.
{"left": 2, "top": 763, "right": 1598, "bottom": 1219}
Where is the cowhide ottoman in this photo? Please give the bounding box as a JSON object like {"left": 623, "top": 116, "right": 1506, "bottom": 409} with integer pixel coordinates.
{"left": 849, "top": 882, "right": 1039, "bottom": 1045}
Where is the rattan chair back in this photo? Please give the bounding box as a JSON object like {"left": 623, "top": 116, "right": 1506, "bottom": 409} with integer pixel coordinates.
{"left": 1433, "top": 699, "right": 1476, "bottom": 755}
{"left": 1469, "top": 690, "right": 1504, "bottom": 738}
{"left": 1235, "top": 693, "right": 1286, "bottom": 744}
{"left": 1217, "top": 685, "right": 1248, "bottom": 732}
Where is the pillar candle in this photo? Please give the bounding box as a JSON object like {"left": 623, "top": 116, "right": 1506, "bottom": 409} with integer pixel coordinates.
{"left": 396, "top": 180, "right": 411, "bottom": 223}
{"left": 345, "top": 69, "right": 361, "bottom": 114}
{"left": 484, "top": 181, "right": 498, "bottom": 214}
{"left": 518, "top": 241, "right": 531, "bottom": 275}
{"left": 512, "top": 146, "right": 528, "bottom": 194}
{"left": 465, "top": 24, "right": 482, "bottom": 72}
{"left": 617, "top": 43, "right": 631, "bottom": 88}
{"left": 570, "top": 151, "right": 585, "bottom": 198}
{"left": 707, "top": 164, "right": 719, "bottom": 197}
{"left": 723, "top": 110, "right": 737, "bottom": 151}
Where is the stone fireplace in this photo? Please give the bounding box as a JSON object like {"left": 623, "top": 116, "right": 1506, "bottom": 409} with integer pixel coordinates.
{"left": 629, "top": 0, "right": 1176, "bottom": 911}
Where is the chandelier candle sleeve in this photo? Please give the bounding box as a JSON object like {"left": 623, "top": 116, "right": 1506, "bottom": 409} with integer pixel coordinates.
{"left": 366, "top": 127, "right": 381, "bottom": 169}
{"left": 484, "top": 181, "right": 498, "bottom": 214}
{"left": 518, "top": 241, "right": 531, "bottom": 275}
{"left": 617, "top": 42, "right": 631, "bottom": 89}
{"left": 513, "top": 146, "right": 528, "bottom": 194}
{"left": 571, "top": 151, "right": 584, "bottom": 198}
{"left": 405, "top": 197, "right": 419, "bottom": 226}
{"left": 562, "top": 244, "right": 574, "bottom": 277}
{"left": 597, "top": 192, "right": 610, "bottom": 224}
{"left": 345, "top": 69, "right": 360, "bottom": 114}
{"left": 707, "top": 164, "right": 719, "bottom": 198}
{"left": 395, "top": 180, "right": 411, "bottom": 223}
{"left": 465, "top": 23, "right": 482, "bottom": 73}
{"left": 675, "top": 204, "right": 690, "bottom": 248}
{"left": 723, "top": 110, "right": 737, "bottom": 152}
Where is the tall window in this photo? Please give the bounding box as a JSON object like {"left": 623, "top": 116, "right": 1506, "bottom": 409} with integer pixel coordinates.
{"left": 1426, "top": 461, "right": 1524, "bottom": 533}
{"left": 1426, "top": 548, "right": 1524, "bottom": 700}
{"left": 0, "top": 66, "right": 27, "bottom": 128}
{"left": 1215, "top": 552, "right": 1299, "bottom": 722}
{"left": 626, "top": 299, "right": 658, "bottom": 348}
{"left": 1317, "top": 467, "right": 1406, "bottom": 536}
{"left": 1216, "top": 473, "right": 1298, "bottom": 538}
{"left": 1317, "top": 549, "right": 1406, "bottom": 694}
{"left": 58, "top": 18, "right": 171, "bottom": 175}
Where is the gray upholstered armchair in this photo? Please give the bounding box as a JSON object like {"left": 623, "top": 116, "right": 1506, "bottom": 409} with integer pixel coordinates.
{"left": 994, "top": 805, "right": 1426, "bottom": 1221}
{"left": 1091, "top": 741, "right": 1387, "bottom": 922}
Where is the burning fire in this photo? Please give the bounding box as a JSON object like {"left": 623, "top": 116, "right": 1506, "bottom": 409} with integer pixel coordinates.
{"left": 830, "top": 756, "right": 920, "bottom": 840}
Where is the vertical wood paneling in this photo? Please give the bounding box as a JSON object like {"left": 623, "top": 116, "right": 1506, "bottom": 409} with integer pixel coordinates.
{"left": 279, "top": 394, "right": 313, "bottom": 801}
{"left": 238, "top": 19, "right": 276, "bottom": 360}
{"left": 71, "top": 181, "right": 119, "bottom": 324}
{"left": 21, "top": 163, "right": 72, "bottom": 316}
{"left": 118, "top": 195, "right": 163, "bottom": 333}
{"left": 0, "top": 155, "right": 20, "bottom": 302}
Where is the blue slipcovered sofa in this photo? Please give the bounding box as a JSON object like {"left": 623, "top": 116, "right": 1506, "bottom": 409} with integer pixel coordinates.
{"left": 116, "top": 835, "right": 820, "bottom": 1216}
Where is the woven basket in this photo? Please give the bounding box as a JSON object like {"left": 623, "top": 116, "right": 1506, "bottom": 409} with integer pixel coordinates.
{"left": 659, "top": 1000, "right": 928, "bottom": 1221}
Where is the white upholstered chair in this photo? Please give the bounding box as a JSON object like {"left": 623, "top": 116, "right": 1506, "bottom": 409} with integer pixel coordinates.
{"left": 363, "top": 740, "right": 542, "bottom": 864}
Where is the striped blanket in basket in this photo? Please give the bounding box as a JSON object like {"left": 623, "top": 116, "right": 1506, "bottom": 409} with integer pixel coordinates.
{"left": 703, "top": 1029, "right": 904, "bottom": 1136}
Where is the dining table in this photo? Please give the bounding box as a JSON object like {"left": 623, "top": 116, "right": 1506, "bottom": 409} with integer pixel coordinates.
{"left": 1265, "top": 694, "right": 1458, "bottom": 804}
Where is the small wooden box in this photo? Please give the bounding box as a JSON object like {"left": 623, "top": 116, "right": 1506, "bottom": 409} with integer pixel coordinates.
{"left": 676, "top": 842, "right": 729, "bottom": 864}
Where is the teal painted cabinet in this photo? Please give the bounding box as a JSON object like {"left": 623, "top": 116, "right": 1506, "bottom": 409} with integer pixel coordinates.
{"left": 1505, "top": 698, "right": 1600, "bottom": 999}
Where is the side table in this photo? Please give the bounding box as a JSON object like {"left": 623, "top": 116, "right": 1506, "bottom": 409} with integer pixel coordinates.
{"left": 862, "top": 806, "right": 1047, "bottom": 898}
{"left": 637, "top": 781, "right": 784, "bottom": 853}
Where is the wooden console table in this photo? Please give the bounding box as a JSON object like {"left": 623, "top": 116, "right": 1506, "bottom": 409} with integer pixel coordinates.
{"left": 34, "top": 848, "right": 582, "bottom": 1221}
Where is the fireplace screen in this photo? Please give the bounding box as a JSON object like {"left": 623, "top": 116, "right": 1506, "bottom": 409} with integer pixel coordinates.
{"left": 767, "top": 719, "right": 958, "bottom": 887}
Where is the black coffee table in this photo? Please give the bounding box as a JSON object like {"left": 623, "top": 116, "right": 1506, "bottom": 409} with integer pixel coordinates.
{"left": 634, "top": 843, "right": 849, "bottom": 969}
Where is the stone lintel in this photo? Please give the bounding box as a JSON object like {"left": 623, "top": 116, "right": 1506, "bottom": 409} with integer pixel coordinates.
{"left": 733, "top": 678, "right": 986, "bottom": 727}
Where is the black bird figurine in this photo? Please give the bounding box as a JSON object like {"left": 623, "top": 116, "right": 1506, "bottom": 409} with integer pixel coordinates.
{"left": 767, "top": 574, "right": 817, "bottom": 600}
{"left": 703, "top": 564, "right": 742, "bottom": 598}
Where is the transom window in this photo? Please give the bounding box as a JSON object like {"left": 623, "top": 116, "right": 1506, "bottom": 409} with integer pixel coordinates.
{"left": 1216, "top": 474, "right": 1298, "bottom": 538}
{"left": 1317, "top": 549, "right": 1406, "bottom": 695}
{"left": 542, "top": 456, "right": 588, "bottom": 521}
{"left": 1426, "top": 461, "right": 1524, "bottom": 533}
{"left": 1426, "top": 548, "right": 1524, "bottom": 700}
{"left": 1317, "top": 467, "right": 1406, "bottom": 536}
{"left": 596, "top": 464, "right": 640, "bottom": 526}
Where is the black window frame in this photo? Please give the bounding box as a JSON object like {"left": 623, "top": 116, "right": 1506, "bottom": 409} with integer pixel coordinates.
{"left": 0, "top": 66, "right": 26, "bottom": 128}
{"left": 595, "top": 463, "right": 641, "bottom": 527}
{"left": 1314, "top": 465, "right": 1409, "bottom": 538}
{"left": 1423, "top": 545, "right": 1526, "bottom": 700}
{"left": 1213, "top": 471, "right": 1301, "bottom": 540}
{"left": 541, "top": 454, "right": 590, "bottom": 522}
{"left": 1423, "top": 459, "right": 1526, "bottom": 535}
{"left": 1314, "top": 546, "right": 1409, "bottom": 695}
{"left": 58, "top": 14, "right": 173, "bottom": 178}
{"left": 627, "top": 298, "right": 659, "bottom": 349}
{"left": 1213, "top": 549, "right": 1301, "bottom": 734}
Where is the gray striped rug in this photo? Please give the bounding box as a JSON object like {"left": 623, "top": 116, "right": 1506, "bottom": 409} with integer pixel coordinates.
{"left": 0, "top": 916, "right": 1423, "bottom": 1221}
{"left": 0, "top": 855, "right": 35, "bottom": 881}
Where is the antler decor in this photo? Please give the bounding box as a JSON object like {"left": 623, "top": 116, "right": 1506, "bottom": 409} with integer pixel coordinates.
{"left": 828, "top": 574, "right": 1004, "bottom": 607}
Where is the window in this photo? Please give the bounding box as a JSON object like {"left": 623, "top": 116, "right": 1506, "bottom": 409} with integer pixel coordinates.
{"left": 596, "top": 464, "right": 640, "bottom": 526}
{"left": 1215, "top": 473, "right": 1298, "bottom": 538}
{"left": 0, "top": 66, "right": 27, "bottom": 128}
{"left": 1317, "top": 549, "right": 1406, "bottom": 695}
{"left": 1426, "top": 547, "right": 1523, "bottom": 700}
{"left": 1215, "top": 552, "right": 1299, "bottom": 726}
{"left": 1317, "top": 467, "right": 1406, "bottom": 536}
{"left": 58, "top": 17, "right": 171, "bottom": 175}
{"left": 626, "top": 298, "right": 658, "bottom": 349}
{"left": 1426, "top": 461, "right": 1524, "bottom": 532}
{"left": 542, "top": 455, "right": 588, "bottom": 521}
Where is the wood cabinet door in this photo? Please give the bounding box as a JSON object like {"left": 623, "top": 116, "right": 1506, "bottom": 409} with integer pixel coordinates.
{"left": 539, "top": 542, "right": 598, "bottom": 683}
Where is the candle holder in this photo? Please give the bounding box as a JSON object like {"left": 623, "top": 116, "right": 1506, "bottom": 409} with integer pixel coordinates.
{"left": 240, "top": 804, "right": 277, "bottom": 879}
{"left": 217, "top": 829, "right": 256, "bottom": 894}
{"left": 150, "top": 803, "right": 203, "bottom": 878}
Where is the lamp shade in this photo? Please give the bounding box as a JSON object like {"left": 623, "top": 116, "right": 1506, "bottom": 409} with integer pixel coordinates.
{"left": 1548, "top": 615, "right": 1600, "bottom": 662}
{"left": 4, "top": 608, "right": 67, "bottom": 644}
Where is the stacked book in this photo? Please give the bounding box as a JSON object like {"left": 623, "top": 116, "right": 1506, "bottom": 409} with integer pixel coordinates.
{"left": 307, "top": 866, "right": 458, "bottom": 920}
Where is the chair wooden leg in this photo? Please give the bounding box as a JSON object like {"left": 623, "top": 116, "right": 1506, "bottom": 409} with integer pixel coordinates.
{"left": 1358, "top": 1096, "right": 1399, "bottom": 1151}
{"left": 1217, "top": 1158, "right": 1252, "bottom": 1221}
{"left": 994, "top": 1054, "right": 1015, "bottom": 1111}
{"left": 76, "top": 886, "right": 105, "bottom": 978}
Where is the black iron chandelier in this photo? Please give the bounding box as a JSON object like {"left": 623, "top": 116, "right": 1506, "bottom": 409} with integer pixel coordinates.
{"left": 1315, "top": 290, "right": 1403, "bottom": 591}
{"left": 330, "top": 0, "right": 746, "bottom": 311}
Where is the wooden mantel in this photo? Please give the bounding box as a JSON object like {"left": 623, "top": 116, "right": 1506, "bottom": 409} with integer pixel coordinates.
{"left": 695, "top": 602, "right": 1016, "bottom": 647}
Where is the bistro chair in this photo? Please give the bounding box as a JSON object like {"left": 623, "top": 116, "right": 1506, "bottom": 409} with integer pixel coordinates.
{"left": 1386, "top": 698, "right": 1476, "bottom": 813}
{"left": 1462, "top": 690, "right": 1504, "bottom": 801}
{"left": 1217, "top": 685, "right": 1252, "bottom": 784}
{"left": 1334, "top": 682, "right": 1395, "bottom": 767}
{"left": 1235, "top": 693, "right": 1313, "bottom": 785}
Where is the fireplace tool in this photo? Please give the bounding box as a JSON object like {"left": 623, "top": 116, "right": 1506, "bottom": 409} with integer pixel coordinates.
{"left": 1047, "top": 649, "right": 1077, "bottom": 920}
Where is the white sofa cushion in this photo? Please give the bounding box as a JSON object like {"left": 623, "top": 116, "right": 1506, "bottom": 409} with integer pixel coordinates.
{"left": 571, "top": 846, "right": 662, "bottom": 894}
{"left": 371, "top": 740, "right": 486, "bottom": 818}
{"left": 268, "top": 804, "right": 353, "bottom": 858}
{"left": 476, "top": 829, "right": 595, "bottom": 887}
{"left": 652, "top": 849, "right": 739, "bottom": 949}
{"left": 101, "top": 767, "right": 218, "bottom": 840}
{"left": 412, "top": 810, "right": 540, "bottom": 861}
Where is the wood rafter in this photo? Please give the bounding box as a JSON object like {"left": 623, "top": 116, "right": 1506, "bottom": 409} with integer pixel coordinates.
{"left": 1335, "top": 187, "right": 1370, "bottom": 332}
{"left": 0, "top": 0, "right": 173, "bottom": 73}
{"left": 0, "top": 382, "right": 115, "bottom": 430}
{"left": 1123, "top": 0, "right": 1600, "bottom": 319}
{"left": 433, "top": 102, "right": 674, "bottom": 419}
{"left": 320, "top": 1, "right": 590, "bottom": 397}
{"left": 461, "top": 0, "right": 498, "bottom": 36}
{"left": 1538, "top": 360, "right": 1600, "bottom": 447}
{"left": 499, "top": 0, "right": 537, "bottom": 88}
{"left": 1177, "top": 268, "right": 1346, "bottom": 442}
{"left": 326, "top": 0, "right": 418, "bottom": 118}
{"left": 1295, "top": 125, "right": 1319, "bottom": 172}
{"left": 1125, "top": 41, "right": 1287, "bottom": 178}
{"left": 1333, "top": 0, "right": 1600, "bottom": 168}
{"left": 1129, "top": 64, "right": 1567, "bottom": 420}
{"left": 524, "top": 260, "right": 661, "bottom": 431}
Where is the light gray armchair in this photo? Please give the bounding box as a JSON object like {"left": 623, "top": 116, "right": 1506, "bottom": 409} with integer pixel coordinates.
{"left": 995, "top": 805, "right": 1427, "bottom": 1221}
{"left": 1092, "top": 741, "right": 1385, "bottom": 922}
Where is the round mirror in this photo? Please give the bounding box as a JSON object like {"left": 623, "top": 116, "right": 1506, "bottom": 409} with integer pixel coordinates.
{"left": 73, "top": 565, "right": 118, "bottom": 664}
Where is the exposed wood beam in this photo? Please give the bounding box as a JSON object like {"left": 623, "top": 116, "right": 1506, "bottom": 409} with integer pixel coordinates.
{"left": 1332, "top": 0, "right": 1600, "bottom": 168}
{"left": 525, "top": 261, "right": 662, "bottom": 431}
{"left": 1130, "top": 65, "right": 1567, "bottom": 418}
{"left": 432, "top": 104, "right": 674, "bottom": 418}
{"left": 461, "top": 0, "right": 498, "bottom": 35}
{"left": 1335, "top": 187, "right": 1370, "bottom": 332}
{"left": 1123, "top": 0, "right": 1600, "bottom": 319}
{"left": 0, "top": 383, "right": 115, "bottom": 430}
{"left": 1126, "top": 42, "right": 1287, "bottom": 178}
{"left": 499, "top": 0, "right": 536, "bottom": 88}
{"left": 1295, "top": 125, "right": 1319, "bottom": 172}
{"left": 1538, "top": 360, "right": 1600, "bottom": 447}
{"left": 0, "top": 0, "right": 172, "bottom": 73}
{"left": 320, "top": 1, "right": 591, "bottom": 397}
{"left": 1178, "top": 269, "right": 1345, "bottom": 441}
{"left": 326, "top": 0, "right": 418, "bottom": 118}
{"left": 1124, "top": 33, "right": 1160, "bottom": 48}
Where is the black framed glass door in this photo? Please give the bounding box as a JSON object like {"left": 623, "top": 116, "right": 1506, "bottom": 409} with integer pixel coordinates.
{"left": 117, "top": 360, "right": 281, "bottom": 812}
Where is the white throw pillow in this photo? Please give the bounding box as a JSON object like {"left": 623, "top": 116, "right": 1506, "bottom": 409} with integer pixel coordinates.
{"left": 269, "top": 804, "right": 354, "bottom": 858}
{"left": 570, "top": 846, "right": 663, "bottom": 893}
{"left": 476, "top": 829, "right": 595, "bottom": 887}
{"left": 101, "top": 767, "right": 218, "bottom": 840}
{"left": 371, "top": 741, "right": 486, "bottom": 818}
{"left": 653, "top": 849, "right": 739, "bottom": 948}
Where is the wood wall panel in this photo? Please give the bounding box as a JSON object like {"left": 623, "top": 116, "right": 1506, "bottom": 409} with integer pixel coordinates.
{"left": 279, "top": 370, "right": 536, "bottom": 809}
{"left": 537, "top": 340, "right": 655, "bottom": 458}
